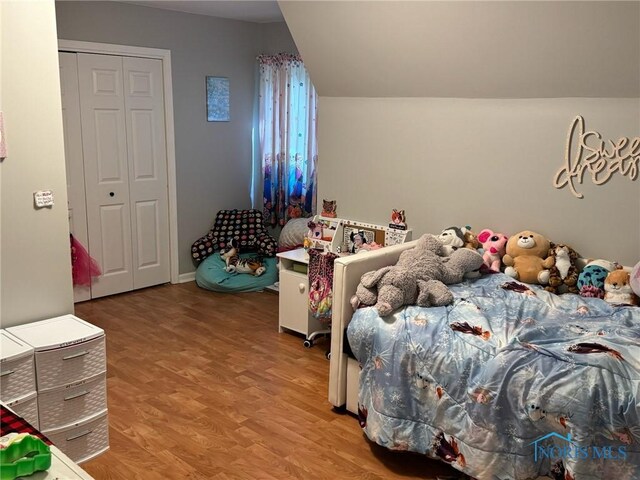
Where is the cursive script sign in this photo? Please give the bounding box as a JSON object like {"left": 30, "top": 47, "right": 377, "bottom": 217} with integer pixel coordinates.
{"left": 553, "top": 116, "right": 639, "bottom": 198}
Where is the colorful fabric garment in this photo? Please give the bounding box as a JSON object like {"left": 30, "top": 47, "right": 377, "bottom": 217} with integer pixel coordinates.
{"left": 70, "top": 234, "right": 101, "bottom": 286}
{"left": 307, "top": 249, "right": 338, "bottom": 320}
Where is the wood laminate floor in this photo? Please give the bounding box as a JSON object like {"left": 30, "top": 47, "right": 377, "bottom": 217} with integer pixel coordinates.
{"left": 75, "top": 282, "right": 461, "bottom": 479}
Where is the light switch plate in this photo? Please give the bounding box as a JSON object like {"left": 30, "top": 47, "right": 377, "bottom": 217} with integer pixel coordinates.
{"left": 34, "top": 190, "right": 54, "bottom": 208}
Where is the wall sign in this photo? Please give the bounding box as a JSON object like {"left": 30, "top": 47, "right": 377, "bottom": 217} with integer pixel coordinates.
{"left": 553, "top": 115, "right": 639, "bottom": 198}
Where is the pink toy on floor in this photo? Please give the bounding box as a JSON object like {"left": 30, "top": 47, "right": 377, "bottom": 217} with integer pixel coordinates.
{"left": 477, "top": 229, "right": 508, "bottom": 272}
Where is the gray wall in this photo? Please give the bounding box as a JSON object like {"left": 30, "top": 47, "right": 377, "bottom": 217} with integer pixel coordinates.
{"left": 56, "top": 1, "right": 296, "bottom": 274}
{"left": 318, "top": 97, "right": 640, "bottom": 267}
{"left": 1, "top": 0, "right": 74, "bottom": 327}
{"left": 280, "top": 1, "right": 640, "bottom": 267}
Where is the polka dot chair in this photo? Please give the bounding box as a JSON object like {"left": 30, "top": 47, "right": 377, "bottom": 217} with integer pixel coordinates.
{"left": 191, "top": 209, "right": 277, "bottom": 264}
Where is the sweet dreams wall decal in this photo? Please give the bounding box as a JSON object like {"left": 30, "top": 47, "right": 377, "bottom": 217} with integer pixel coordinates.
{"left": 553, "top": 115, "right": 639, "bottom": 199}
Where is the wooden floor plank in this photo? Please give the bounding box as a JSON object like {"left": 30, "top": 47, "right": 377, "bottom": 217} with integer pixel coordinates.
{"left": 75, "top": 282, "right": 461, "bottom": 479}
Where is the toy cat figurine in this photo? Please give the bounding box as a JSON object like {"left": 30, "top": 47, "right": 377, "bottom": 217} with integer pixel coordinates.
{"left": 321, "top": 199, "right": 337, "bottom": 218}
{"left": 220, "top": 239, "right": 266, "bottom": 276}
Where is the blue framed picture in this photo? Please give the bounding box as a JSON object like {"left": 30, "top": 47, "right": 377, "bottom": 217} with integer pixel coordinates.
{"left": 206, "top": 76, "right": 230, "bottom": 122}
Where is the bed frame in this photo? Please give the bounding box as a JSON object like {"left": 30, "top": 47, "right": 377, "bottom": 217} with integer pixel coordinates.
{"left": 328, "top": 240, "right": 418, "bottom": 413}
{"left": 327, "top": 239, "right": 633, "bottom": 413}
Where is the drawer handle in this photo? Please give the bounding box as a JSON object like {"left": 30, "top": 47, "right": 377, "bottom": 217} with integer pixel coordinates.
{"left": 64, "top": 390, "right": 90, "bottom": 401}
{"left": 298, "top": 283, "right": 306, "bottom": 293}
{"left": 0, "top": 369, "right": 15, "bottom": 377}
{"left": 66, "top": 429, "right": 93, "bottom": 442}
{"left": 62, "top": 350, "right": 89, "bottom": 361}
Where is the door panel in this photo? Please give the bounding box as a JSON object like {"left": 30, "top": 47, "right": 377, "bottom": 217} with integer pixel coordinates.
{"left": 123, "top": 57, "right": 170, "bottom": 289}
{"left": 78, "top": 53, "right": 133, "bottom": 298}
{"left": 59, "top": 52, "right": 91, "bottom": 303}
{"left": 135, "top": 200, "right": 160, "bottom": 268}
{"left": 98, "top": 204, "right": 129, "bottom": 275}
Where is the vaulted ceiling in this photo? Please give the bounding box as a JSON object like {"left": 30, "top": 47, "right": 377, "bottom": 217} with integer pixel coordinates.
{"left": 279, "top": 1, "right": 640, "bottom": 98}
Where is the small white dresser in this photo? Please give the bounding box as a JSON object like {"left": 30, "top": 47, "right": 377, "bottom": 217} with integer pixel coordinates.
{"left": 0, "top": 330, "right": 39, "bottom": 428}
{"left": 276, "top": 248, "right": 329, "bottom": 347}
{"left": 7, "top": 315, "right": 109, "bottom": 463}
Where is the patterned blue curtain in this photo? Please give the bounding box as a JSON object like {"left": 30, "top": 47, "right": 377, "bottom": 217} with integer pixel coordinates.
{"left": 258, "top": 54, "right": 318, "bottom": 227}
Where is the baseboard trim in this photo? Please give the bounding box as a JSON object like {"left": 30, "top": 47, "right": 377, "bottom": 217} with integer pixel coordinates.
{"left": 178, "top": 272, "right": 196, "bottom": 283}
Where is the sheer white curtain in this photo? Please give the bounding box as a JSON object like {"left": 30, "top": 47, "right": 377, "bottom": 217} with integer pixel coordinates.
{"left": 258, "top": 54, "right": 318, "bottom": 227}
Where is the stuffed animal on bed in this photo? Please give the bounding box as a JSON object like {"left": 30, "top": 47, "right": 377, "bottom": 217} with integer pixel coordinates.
{"left": 462, "top": 227, "right": 481, "bottom": 250}
{"left": 477, "top": 229, "right": 508, "bottom": 272}
{"left": 350, "top": 234, "right": 484, "bottom": 316}
{"left": 577, "top": 259, "right": 620, "bottom": 298}
{"left": 603, "top": 270, "right": 639, "bottom": 306}
{"left": 437, "top": 227, "right": 466, "bottom": 255}
{"left": 631, "top": 262, "right": 640, "bottom": 298}
{"left": 502, "top": 230, "right": 554, "bottom": 285}
{"left": 545, "top": 243, "right": 580, "bottom": 294}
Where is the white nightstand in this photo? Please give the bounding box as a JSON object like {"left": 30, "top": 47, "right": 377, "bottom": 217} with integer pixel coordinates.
{"left": 276, "top": 248, "right": 329, "bottom": 347}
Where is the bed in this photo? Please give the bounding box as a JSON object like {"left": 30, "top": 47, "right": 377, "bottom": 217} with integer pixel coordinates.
{"left": 328, "top": 240, "right": 640, "bottom": 480}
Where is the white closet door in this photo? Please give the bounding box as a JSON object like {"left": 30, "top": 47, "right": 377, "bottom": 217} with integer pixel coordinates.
{"left": 77, "top": 53, "right": 134, "bottom": 298}
{"left": 123, "top": 57, "right": 170, "bottom": 289}
{"left": 59, "top": 52, "right": 91, "bottom": 303}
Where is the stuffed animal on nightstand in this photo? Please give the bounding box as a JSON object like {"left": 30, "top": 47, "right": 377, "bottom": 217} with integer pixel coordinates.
{"left": 477, "top": 229, "right": 508, "bottom": 272}
{"left": 604, "top": 270, "right": 639, "bottom": 306}
{"left": 545, "top": 244, "right": 580, "bottom": 294}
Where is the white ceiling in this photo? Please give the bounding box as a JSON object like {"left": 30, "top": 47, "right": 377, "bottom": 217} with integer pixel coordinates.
{"left": 119, "top": 0, "right": 284, "bottom": 23}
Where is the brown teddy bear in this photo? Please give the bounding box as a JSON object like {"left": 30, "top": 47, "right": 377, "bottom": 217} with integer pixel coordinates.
{"left": 502, "top": 230, "right": 554, "bottom": 285}
{"left": 545, "top": 244, "right": 580, "bottom": 294}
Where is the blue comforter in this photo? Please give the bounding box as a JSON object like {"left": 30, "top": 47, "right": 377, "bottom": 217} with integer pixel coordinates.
{"left": 347, "top": 273, "right": 640, "bottom": 480}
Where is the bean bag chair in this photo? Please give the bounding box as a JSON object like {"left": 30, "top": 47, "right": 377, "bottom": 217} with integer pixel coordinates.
{"left": 195, "top": 253, "right": 278, "bottom": 293}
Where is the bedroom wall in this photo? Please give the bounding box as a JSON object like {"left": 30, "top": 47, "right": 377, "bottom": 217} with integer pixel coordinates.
{"left": 280, "top": 1, "right": 640, "bottom": 266}
{"left": 55, "top": 1, "right": 295, "bottom": 275}
{"left": 318, "top": 97, "right": 640, "bottom": 267}
{"left": 1, "top": 0, "right": 74, "bottom": 327}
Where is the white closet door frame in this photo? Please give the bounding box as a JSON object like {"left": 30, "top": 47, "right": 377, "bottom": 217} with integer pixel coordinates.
{"left": 58, "top": 39, "right": 180, "bottom": 285}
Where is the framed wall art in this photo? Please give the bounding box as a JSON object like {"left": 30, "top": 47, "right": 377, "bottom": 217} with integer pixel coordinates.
{"left": 206, "top": 76, "right": 230, "bottom": 122}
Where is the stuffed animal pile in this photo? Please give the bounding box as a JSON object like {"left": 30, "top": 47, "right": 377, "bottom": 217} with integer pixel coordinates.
{"left": 352, "top": 223, "right": 639, "bottom": 316}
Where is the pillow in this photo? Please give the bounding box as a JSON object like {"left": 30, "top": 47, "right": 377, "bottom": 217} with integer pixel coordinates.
{"left": 279, "top": 217, "right": 309, "bottom": 249}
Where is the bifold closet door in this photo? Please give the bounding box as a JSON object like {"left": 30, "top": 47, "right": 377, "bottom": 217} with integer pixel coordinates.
{"left": 77, "top": 53, "right": 134, "bottom": 298}
{"left": 76, "top": 53, "right": 170, "bottom": 299}
{"left": 122, "top": 56, "right": 170, "bottom": 290}
{"left": 59, "top": 52, "right": 91, "bottom": 303}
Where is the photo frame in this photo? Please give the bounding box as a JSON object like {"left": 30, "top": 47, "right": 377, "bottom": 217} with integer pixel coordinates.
{"left": 206, "top": 76, "right": 230, "bottom": 122}
{"left": 343, "top": 226, "right": 380, "bottom": 253}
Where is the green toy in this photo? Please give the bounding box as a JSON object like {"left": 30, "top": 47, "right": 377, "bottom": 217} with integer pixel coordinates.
{"left": 0, "top": 433, "right": 51, "bottom": 480}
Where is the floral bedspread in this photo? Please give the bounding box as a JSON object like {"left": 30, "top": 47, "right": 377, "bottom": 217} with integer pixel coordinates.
{"left": 347, "top": 273, "right": 640, "bottom": 479}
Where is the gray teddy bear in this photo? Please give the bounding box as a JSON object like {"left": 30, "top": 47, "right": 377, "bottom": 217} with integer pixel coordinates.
{"left": 350, "top": 234, "right": 484, "bottom": 316}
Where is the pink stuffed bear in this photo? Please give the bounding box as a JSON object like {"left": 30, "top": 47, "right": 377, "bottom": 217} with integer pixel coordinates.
{"left": 477, "top": 229, "right": 508, "bottom": 272}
